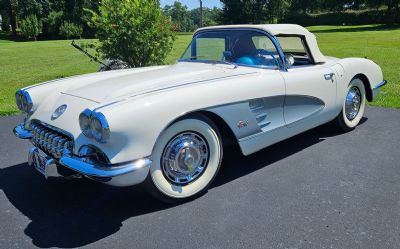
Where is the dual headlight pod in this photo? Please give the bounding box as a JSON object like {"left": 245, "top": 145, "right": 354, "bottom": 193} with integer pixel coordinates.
{"left": 79, "top": 109, "right": 110, "bottom": 144}
{"left": 15, "top": 90, "right": 33, "bottom": 114}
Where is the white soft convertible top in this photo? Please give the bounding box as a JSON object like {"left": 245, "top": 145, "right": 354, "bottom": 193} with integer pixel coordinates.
{"left": 196, "top": 24, "right": 326, "bottom": 64}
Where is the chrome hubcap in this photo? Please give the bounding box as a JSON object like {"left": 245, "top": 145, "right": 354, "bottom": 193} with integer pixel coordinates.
{"left": 161, "top": 132, "right": 209, "bottom": 185}
{"left": 345, "top": 86, "right": 362, "bottom": 121}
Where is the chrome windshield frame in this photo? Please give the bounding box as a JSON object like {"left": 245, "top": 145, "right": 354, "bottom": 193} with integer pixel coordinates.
{"left": 179, "top": 28, "right": 288, "bottom": 72}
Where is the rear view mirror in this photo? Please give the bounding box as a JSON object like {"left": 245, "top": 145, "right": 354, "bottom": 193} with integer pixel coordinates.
{"left": 223, "top": 51, "right": 233, "bottom": 61}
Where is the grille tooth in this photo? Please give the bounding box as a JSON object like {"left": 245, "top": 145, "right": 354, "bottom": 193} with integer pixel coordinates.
{"left": 30, "top": 121, "right": 73, "bottom": 159}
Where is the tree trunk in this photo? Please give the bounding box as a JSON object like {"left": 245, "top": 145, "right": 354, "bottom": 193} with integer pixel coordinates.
{"left": 386, "top": 0, "right": 397, "bottom": 24}
{"left": 8, "top": 0, "right": 17, "bottom": 36}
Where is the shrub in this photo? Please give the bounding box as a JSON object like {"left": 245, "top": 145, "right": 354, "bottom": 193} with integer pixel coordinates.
{"left": 42, "top": 11, "right": 64, "bottom": 38}
{"left": 87, "top": 0, "right": 176, "bottom": 68}
{"left": 282, "top": 9, "right": 388, "bottom": 26}
{"left": 59, "top": 22, "right": 83, "bottom": 39}
{"left": 20, "top": 15, "right": 42, "bottom": 41}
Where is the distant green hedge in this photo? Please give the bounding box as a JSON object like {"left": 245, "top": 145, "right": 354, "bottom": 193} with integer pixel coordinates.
{"left": 282, "top": 10, "right": 397, "bottom": 26}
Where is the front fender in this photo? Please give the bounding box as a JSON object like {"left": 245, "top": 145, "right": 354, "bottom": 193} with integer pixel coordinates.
{"left": 338, "top": 58, "right": 384, "bottom": 102}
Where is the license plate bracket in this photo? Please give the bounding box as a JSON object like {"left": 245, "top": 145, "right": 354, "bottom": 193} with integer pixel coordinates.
{"left": 30, "top": 148, "right": 58, "bottom": 178}
{"left": 32, "top": 149, "right": 48, "bottom": 175}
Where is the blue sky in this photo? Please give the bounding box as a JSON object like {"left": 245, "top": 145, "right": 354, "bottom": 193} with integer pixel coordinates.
{"left": 160, "top": 0, "right": 222, "bottom": 9}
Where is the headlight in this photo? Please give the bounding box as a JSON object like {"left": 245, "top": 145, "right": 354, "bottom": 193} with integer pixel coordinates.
{"left": 79, "top": 109, "right": 110, "bottom": 143}
{"left": 15, "top": 90, "right": 33, "bottom": 114}
{"left": 79, "top": 109, "right": 92, "bottom": 138}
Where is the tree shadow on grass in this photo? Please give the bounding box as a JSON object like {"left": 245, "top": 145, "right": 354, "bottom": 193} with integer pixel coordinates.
{"left": 0, "top": 31, "right": 27, "bottom": 42}
{"left": 0, "top": 118, "right": 367, "bottom": 248}
{"left": 310, "top": 24, "right": 400, "bottom": 33}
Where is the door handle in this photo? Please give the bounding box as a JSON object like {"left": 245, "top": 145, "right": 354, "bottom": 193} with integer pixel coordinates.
{"left": 324, "top": 73, "right": 335, "bottom": 81}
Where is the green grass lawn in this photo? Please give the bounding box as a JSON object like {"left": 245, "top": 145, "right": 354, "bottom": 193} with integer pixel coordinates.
{"left": 0, "top": 25, "right": 399, "bottom": 115}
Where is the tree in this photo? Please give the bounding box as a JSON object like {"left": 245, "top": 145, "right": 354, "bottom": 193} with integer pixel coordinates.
{"left": 20, "top": 14, "right": 42, "bottom": 40}
{"left": 59, "top": 21, "right": 82, "bottom": 39}
{"left": 366, "top": 0, "right": 400, "bottom": 21}
{"left": 1, "top": 0, "right": 18, "bottom": 35}
{"left": 42, "top": 10, "right": 63, "bottom": 38}
{"left": 219, "top": 0, "right": 285, "bottom": 24}
{"left": 219, "top": 0, "right": 260, "bottom": 24}
{"left": 16, "top": 0, "right": 44, "bottom": 18}
{"left": 191, "top": 7, "right": 221, "bottom": 27}
{"left": 88, "top": 0, "right": 176, "bottom": 67}
{"left": 163, "top": 1, "right": 195, "bottom": 32}
{"left": 265, "top": 0, "right": 291, "bottom": 23}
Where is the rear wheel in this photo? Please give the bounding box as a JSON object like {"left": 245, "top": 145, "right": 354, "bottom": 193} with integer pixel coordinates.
{"left": 145, "top": 116, "right": 223, "bottom": 203}
{"left": 335, "top": 78, "right": 366, "bottom": 132}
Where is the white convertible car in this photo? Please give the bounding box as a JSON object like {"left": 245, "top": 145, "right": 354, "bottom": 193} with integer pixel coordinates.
{"left": 14, "top": 24, "right": 386, "bottom": 202}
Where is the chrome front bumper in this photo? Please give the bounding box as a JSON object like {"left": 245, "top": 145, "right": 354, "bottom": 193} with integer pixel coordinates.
{"left": 13, "top": 123, "right": 33, "bottom": 139}
{"left": 15, "top": 124, "right": 152, "bottom": 187}
{"left": 372, "top": 80, "right": 387, "bottom": 100}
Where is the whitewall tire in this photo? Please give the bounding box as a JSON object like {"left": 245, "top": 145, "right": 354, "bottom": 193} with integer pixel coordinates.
{"left": 145, "top": 115, "right": 223, "bottom": 203}
{"left": 335, "top": 78, "right": 366, "bottom": 131}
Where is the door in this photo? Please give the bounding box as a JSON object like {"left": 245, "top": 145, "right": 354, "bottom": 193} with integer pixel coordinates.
{"left": 282, "top": 65, "right": 337, "bottom": 128}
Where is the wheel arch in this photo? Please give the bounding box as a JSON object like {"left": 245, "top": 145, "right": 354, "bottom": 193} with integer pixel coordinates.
{"left": 152, "top": 110, "right": 241, "bottom": 157}
{"left": 353, "top": 73, "right": 373, "bottom": 102}
{"left": 338, "top": 58, "right": 382, "bottom": 103}
{"left": 195, "top": 110, "right": 240, "bottom": 149}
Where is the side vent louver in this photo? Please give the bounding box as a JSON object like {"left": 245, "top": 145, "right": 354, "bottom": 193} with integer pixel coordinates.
{"left": 249, "top": 99, "right": 271, "bottom": 130}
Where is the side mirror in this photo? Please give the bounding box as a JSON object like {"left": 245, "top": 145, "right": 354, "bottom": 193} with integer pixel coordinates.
{"left": 223, "top": 51, "right": 233, "bottom": 61}
{"left": 285, "top": 54, "right": 295, "bottom": 68}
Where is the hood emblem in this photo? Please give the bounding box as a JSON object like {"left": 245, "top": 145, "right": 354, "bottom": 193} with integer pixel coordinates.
{"left": 51, "top": 104, "right": 67, "bottom": 120}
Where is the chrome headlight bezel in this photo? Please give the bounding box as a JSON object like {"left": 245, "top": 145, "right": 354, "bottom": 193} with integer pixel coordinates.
{"left": 79, "top": 109, "right": 110, "bottom": 144}
{"left": 79, "top": 109, "right": 93, "bottom": 138}
{"left": 15, "top": 90, "right": 33, "bottom": 114}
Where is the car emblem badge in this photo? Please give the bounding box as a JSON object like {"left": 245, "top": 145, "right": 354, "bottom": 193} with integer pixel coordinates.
{"left": 51, "top": 104, "right": 67, "bottom": 120}
{"left": 237, "top": 120, "right": 249, "bottom": 129}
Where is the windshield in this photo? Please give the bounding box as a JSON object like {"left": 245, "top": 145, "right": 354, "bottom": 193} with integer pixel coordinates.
{"left": 180, "top": 30, "right": 282, "bottom": 69}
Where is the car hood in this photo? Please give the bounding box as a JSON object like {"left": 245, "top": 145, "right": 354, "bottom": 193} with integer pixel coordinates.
{"left": 61, "top": 62, "right": 257, "bottom": 103}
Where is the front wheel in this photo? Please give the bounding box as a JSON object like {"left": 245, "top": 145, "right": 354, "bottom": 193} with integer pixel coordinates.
{"left": 145, "top": 116, "right": 223, "bottom": 203}
{"left": 335, "top": 78, "right": 366, "bottom": 132}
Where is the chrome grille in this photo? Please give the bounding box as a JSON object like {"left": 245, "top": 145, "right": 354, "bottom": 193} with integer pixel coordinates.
{"left": 30, "top": 121, "right": 73, "bottom": 159}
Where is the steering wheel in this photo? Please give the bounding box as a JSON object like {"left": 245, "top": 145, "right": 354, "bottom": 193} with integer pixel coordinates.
{"left": 255, "top": 49, "right": 280, "bottom": 67}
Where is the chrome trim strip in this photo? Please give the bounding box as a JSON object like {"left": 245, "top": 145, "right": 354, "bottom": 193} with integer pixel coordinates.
{"left": 372, "top": 80, "right": 387, "bottom": 99}
{"left": 60, "top": 92, "right": 100, "bottom": 103}
{"left": 13, "top": 123, "right": 32, "bottom": 139}
{"left": 23, "top": 76, "right": 75, "bottom": 91}
{"left": 373, "top": 80, "right": 387, "bottom": 90}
